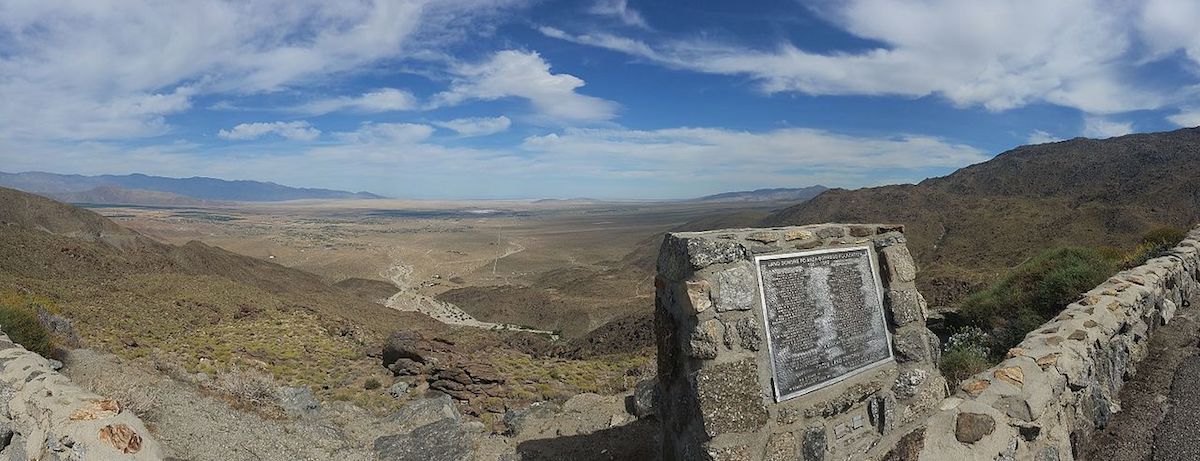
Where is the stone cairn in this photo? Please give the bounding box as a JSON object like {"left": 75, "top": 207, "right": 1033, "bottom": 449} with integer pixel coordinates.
{"left": 654, "top": 224, "right": 946, "bottom": 461}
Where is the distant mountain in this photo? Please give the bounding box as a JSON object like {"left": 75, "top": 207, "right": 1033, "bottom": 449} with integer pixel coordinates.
{"left": 693, "top": 186, "right": 828, "bottom": 202}
{"left": 0, "top": 171, "right": 385, "bottom": 202}
{"left": 764, "top": 128, "right": 1200, "bottom": 307}
{"left": 47, "top": 185, "right": 225, "bottom": 207}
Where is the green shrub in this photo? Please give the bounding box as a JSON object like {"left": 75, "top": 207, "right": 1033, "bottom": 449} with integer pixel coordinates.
{"left": 1124, "top": 226, "right": 1188, "bottom": 268}
{"left": 940, "top": 327, "right": 991, "bottom": 388}
{"left": 0, "top": 293, "right": 54, "bottom": 358}
{"left": 364, "top": 378, "right": 382, "bottom": 390}
{"left": 959, "top": 247, "right": 1119, "bottom": 358}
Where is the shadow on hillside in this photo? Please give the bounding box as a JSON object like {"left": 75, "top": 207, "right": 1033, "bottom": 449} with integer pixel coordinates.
{"left": 515, "top": 417, "right": 661, "bottom": 461}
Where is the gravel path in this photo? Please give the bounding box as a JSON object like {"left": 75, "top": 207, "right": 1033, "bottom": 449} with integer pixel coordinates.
{"left": 1154, "top": 354, "right": 1200, "bottom": 460}
{"left": 1081, "top": 305, "right": 1200, "bottom": 460}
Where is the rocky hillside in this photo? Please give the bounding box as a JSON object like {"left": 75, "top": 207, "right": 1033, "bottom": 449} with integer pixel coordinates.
{"left": 765, "top": 127, "right": 1200, "bottom": 307}
{"left": 0, "top": 186, "right": 655, "bottom": 458}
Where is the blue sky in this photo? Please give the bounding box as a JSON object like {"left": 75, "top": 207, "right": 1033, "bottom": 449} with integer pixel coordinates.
{"left": 4, "top": 0, "right": 1200, "bottom": 199}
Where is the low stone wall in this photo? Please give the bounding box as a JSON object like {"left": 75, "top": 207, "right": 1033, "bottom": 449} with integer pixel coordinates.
{"left": 0, "top": 333, "right": 162, "bottom": 460}
{"left": 908, "top": 226, "right": 1200, "bottom": 460}
{"left": 655, "top": 224, "right": 947, "bottom": 460}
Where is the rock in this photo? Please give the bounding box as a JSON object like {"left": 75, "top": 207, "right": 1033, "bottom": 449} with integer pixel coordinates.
{"left": 746, "top": 232, "right": 779, "bottom": 244}
{"left": 503, "top": 401, "right": 561, "bottom": 436}
{"left": 892, "top": 327, "right": 938, "bottom": 363}
{"left": 383, "top": 331, "right": 427, "bottom": 367}
{"left": 764, "top": 431, "right": 797, "bottom": 461}
{"left": 390, "top": 394, "right": 460, "bottom": 432}
{"left": 716, "top": 264, "right": 755, "bottom": 312}
{"left": 277, "top": 386, "right": 321, "bottom": 418}
{"left": 893, "top": 368, "right": 929, "bottom": 399}
{"left": 784, "top": 230, "right": 816, "bottom": 241}
{"left": 462, "top": 362, "right": 503, "bottom": 384}
{"left": 98, "top": 424, "right": 143, "bottom": 454}
{"left": 955, "top": 412, "right": 995, "bottom": 444}
{"left": 886, "top": 289, "right": 926, "bottom": 325}
{"left": 374, "top": 419, "right": 473, "bottom": 461}
{"left": 881, "top": 246, "right": 917, "bottom": 284}
{"left": 687, "top": 319, "right": 722, "bottom": 359}
{"left": 994, "top": 367, "right": 1024, "bottom": 387}
{"left": 815, "top": 226, "right": 845, "bottom": 238}
{"left": 684, "top": 279, "right": 712, "bottom": 314}
{"left": 801, "top": 426, "right": 826, "bottom": 461}
{"left": 696, "top": 358, "right": 768, "bottom": 436}
{"left": 46, "top": 359, "right": 63, "bottom": 371}
{"left": 735, "top": 317, "right": 763, "bottom": 351}
{"left": 388, "top": 381, "right": 410, "bottom": 398}
{"left": 389, "top": 358, "right": 426, "bottom": 376}
{"left": 868, "top": 393, "right": 897, "bottom": 434}
{"left": 631, "top": 379, "right": 656, "bottom": 418}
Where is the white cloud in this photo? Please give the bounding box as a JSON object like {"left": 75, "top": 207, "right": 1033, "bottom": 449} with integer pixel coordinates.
{"left": 334, "top": 123, "right": 435, "bottom": 144}
{"left": 295, "top": 88, "right": 418, "bottom": 115}
{"left": 1082, "top": 117, "right": 1134, "bottom": 138}
{"left": 589, "top": 0, "right": 649, "bottom": 28}
{"left": 519, "top": 127, "right": 989, "bottom": 184}
{"left": 218, "top": 121, "right": 321, "bottom": 141}
{"left": 431, "top": 50, "right": 618, "bottom": 121}
{"left": 434, "top": 116, "right": 513, "bottom": 136}
{"left": 1026, "top": 130, "right": 1063, "bottom": 145}
{"left": 542, "top": 0, "right": 1192, "bottom": 115}
{"left": 0, "top": 0, "right": 528, "bottom": 141}
{"left": 1166, "top": 109, "right": 1200, "bottom": 127}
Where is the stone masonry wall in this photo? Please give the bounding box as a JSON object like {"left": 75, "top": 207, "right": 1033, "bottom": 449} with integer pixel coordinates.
{"left": 905, "top": 226, "right": 1200, "bottom": 460}
{"left": 0, "top": 332, "right": 163, "bottom": 460}
{"left": 655, "top": 224, "right": 947, "bottom": 461}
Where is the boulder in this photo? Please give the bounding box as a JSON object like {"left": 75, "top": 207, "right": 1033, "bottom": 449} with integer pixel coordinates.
{"left": 630, "top": 379, "right": 657, "bottom": 418}
{"left": 277, "top": 386, "right": 321, "bottom": 418}
{"left": 383, "top": 331, "right": 428, "bottom": 367}
{"left": 374, "top": 419, "right": 474, "bottom": 461}
{"left": 390, "top": 394, "right": 460, "bottom": 432}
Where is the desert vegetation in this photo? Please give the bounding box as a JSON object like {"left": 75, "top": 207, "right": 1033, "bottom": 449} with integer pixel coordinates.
{"left": 940, "top": 226, "right": 1188, "bottom": 385}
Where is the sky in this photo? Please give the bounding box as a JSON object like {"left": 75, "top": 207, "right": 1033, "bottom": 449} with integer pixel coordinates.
{"left": 4, "top": 0, "right": 1200, "bottom": 199}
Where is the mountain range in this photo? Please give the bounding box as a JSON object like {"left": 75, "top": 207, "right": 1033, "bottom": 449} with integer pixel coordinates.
{"left": 692, "top": 186, "right": 829, "bottom": 202}
{"left": 763, "top": 128, "right": 1200, "bottom": 307}
{"left": 0, "top": 171, "right": 384, "bottom": 203}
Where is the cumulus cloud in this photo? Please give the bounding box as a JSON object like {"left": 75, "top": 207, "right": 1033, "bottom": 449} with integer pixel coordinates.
{"left": 294, "top": 88, "right": 419, "bottom": 115}
{"left": 542, "top": 0, "right": 1194, "bottom": 115}
{"left": 434, "top": 116, "right": 513, "bottom": 136}
{"left": 0, "top": 0, "right": 528, "bottom": 141}
{"left": 218, "top": 121, "right": 321, "bottom": 141}
{"left": 1082, "top": 117, "right": 1134, "bottom": 138}
{"left": 431, "top": 50, "right": 618, "bottom": 121}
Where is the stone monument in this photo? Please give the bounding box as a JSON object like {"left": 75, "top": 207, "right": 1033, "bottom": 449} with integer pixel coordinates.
{"left": 654, "top": 224, "right": 946, "bottom": 460}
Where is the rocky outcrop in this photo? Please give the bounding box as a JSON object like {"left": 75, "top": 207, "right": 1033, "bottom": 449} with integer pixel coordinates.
{"left": 907, "top": 226, "right": 1200, "bottom": 460}
{"left": 382, "top": 331, "right": 507, "bottom": 414}
{"left": 0, "top": 333, "right": 162, "bottom": 460}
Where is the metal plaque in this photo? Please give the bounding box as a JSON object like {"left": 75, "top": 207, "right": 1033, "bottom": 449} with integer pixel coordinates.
{"left": 755, "top": 246, "right": 893, "bottom": 402}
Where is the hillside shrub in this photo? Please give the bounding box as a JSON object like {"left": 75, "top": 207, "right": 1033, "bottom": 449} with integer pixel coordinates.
{"left": 939, "top": 327, "right": 991, "bottom": 388}
{"left": 1123, "top": 226, "right": 1188, "bottom": 268}
{"left": 958, "top": 247, "right": 1119, "bottom": 359}
{"left": 0, "top": 291, "right": 56, "bottom": 357}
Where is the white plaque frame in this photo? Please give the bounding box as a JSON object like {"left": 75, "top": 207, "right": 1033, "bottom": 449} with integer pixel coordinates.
{"left": 754, "top": 245, "right": 895, "bottom": 402}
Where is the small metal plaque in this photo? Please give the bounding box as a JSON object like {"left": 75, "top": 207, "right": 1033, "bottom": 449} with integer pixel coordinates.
{"left": 755, "top": 246, "right": 893, "bottom": 402}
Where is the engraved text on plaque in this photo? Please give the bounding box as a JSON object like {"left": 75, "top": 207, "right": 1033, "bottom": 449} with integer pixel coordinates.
{"left": 755, "top": 246, "right": 892, "bottom": 401}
